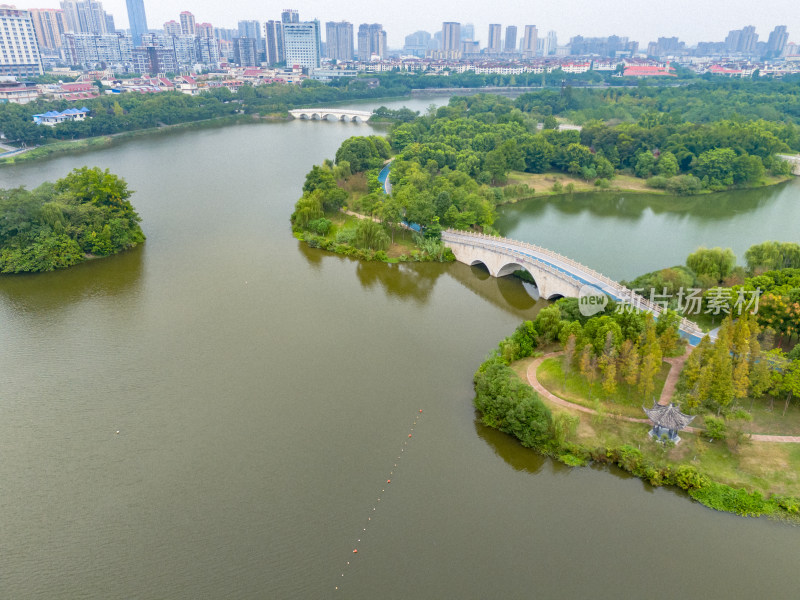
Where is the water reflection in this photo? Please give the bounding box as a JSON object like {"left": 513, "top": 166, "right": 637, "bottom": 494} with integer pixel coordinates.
{"left": 499, "top": 179, "right": 796, "bottom": 225}
{"left": 0, "top": 245, "right": 144, "bottom": 314}
{"left": 296, "top": 241, "right": 324, "bottom": 271}
{"left": 356, "top": 261, "right": 445, "bottom": 304}
{"left": 447, "top": 263, "right": 548, "bottom": 320}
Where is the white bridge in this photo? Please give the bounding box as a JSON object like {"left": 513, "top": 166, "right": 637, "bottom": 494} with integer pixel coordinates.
{"left": 289, "top": 108, "right": 372, "bottom": 122}
{"left": 442, "top": 229, "right": 707, "bottom": 345}
{"left": 778, "top": 154, "right": 800, "bottom": 175}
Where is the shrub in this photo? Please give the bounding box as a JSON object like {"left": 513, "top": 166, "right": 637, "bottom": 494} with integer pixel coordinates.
{"left": 335, "top": 227, "right": 356, "bottom": 245}
{"left": 666, "top": 175, "right": 703, "bottom": 196}
{"left": 703, "top": 416, "right": 727, "bottom": 441}
{"left": 307, "top": 217, "right": 332, "bottom": 236}
{"left": 646, "top": 175, "right": 669, "bottom": 189}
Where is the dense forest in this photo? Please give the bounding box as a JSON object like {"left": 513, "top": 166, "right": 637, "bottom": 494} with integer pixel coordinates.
{"left": 294, "top": 90, "right": 798, "bottom": 246}
{"left": 624, "top": 241, "right": 800, "bottom": 349}
{"left": 5, "top": 74, "right": 800, "bottom": 149}
{"left": 0, "top": 167, "right": 144, "bottom": 273}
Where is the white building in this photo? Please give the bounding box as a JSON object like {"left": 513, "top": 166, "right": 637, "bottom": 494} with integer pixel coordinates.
{"left": 283, "top": 20, "right": 321, "bottom": 69}
{"left": 63, "top": 32, "right": 132, "bottom": 68}
{"left": 0, "top": 6, "right": 44, "bottom": 78}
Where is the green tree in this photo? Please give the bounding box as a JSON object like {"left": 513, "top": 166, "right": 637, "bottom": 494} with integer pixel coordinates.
{"left": 353, "top": 218, "right": 390, "bottom": 251}
{"left": 686, "top": 246, "right": 736, "bottom": 284}
{"left": 657, "top": 151, "right": 679, "bottom": 177}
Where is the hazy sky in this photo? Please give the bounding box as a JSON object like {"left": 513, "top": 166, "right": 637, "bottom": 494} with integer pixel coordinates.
{"left": 30, "top": 0, "right": 800, "bottom": 48}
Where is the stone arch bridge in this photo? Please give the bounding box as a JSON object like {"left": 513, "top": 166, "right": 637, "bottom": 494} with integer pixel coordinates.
{"left": 442, "top": 229, "right": 706, "bottom": 345}
{"left": 289, "top": 108, "right": 372, "bottom": 122}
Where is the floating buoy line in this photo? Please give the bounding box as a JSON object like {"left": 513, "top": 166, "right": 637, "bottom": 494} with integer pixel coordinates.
{"left": 334, "top": 408, "right": 424, "bottom": 592}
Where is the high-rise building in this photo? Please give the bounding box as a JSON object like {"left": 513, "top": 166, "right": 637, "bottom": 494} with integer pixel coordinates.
{"left": 195, "top": 35, "right": 219, "bottom": 66}
{"left": 767, "top": 25, "right": 788, "bottom": 57}
{"left": 265, "top": 20, "right": 284, "bottom": 65}
{"left": 214, "top": 27, "right": 236, "bottom": 42}
{"left": 29, "top": 9, "right": 67, "bottom": 50}
{"left": 196, "top": 22, "right": 214, "bottom": 38}
{"left": 283, "top": 20, "right": 320, "bottom": 69}
{"left": 179, "top": 11, "right": 195, "bottom": 35}
{"left": 487, "top": 23, "right": 501, "bottom": 53}
{"left": 0, "top": 5, "right": 43, "bottom": 77}
{"left": 60, "top": 0, "right": 109, "bottom": 35}
{"left": 357, "top": 23, "right": 386, "bottom": 61}
{"left": 738, "top": 25, "right": 758, "bottom": 53}
{"left": 282, "top": 9, "right": 299, "bottom": 24}
{"left": 63, "top": 32, "right": 132, "bottom": 68}
{"left": 132, "top": 45, "right": 177, "bottom": 75}
{"left": 504, "top": 26, "right": 517, "bottom": 53}
{"left": 125, "top": 0, "right": 147, "bottom": 47}
{"left": 238, "top": 20, "right": 261, "bottom": 41}
{"left": 441, "top": 22, "right": 460, "bottom": 58}
{"left": 725, "top": 29, "right": 741, "bottom": 53}
{"left": 522, "top": 25, "right": 538, "bottom": 58}
{"left": 462, "top": 23, "right": 474, "bottom": 41}
{"left": 541, "top": 30, "right": 557, "bottom": 56}
{"left": 326, "top": 21, "right": 353, "bottom": 61}
{"left": 403, "top": 30, "right": 430, "bottom": 57}
{"left": 234, "top": 37, "right": 258, "bottom": 67}
{"left": 104, "top": 12, "right": 114, "bottom": 33}
{"left": 164, "top": 20, "right": 181, "bottom": 36}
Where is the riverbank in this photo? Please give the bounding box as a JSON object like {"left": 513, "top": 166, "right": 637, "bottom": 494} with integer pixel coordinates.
{"left": 501, "top": 170, "right": 795, "bottom": 203}
{"left": 0, "top": 113, "right": 261, "bottom": 166}
{"left": 475, "top": 348, "right": 800, "bottom": 521}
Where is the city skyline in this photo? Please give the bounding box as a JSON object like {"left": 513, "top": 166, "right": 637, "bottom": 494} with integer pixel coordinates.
{"left": 20, "top": 0, "right": 800, "bottom": 48}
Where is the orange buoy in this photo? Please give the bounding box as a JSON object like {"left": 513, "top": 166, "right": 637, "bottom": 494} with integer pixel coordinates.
{"left": 408, "top": 434, "right": 412, "bottom": 438}
{"left": 353, "top": 549, "right": 358, "bottom": 553}
{"left": 387, "top": 479, "right": 391, "bottom": 483}
{"left": 419, "top": 409, "right": 423, "bottom": 413}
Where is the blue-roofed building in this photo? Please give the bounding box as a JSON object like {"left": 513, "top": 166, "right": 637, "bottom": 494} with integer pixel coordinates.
{"left": 32, "top": 107, "right": 90, "bottom": 126}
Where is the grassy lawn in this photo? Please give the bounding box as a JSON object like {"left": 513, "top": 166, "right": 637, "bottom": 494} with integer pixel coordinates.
{"left": 535, "top": 356, "right": 800, "bottom": 436}
{"left": 536, "top": 357, "right": 670, "bottom": 419}
{"left": 505, "top": 170, "right": 665, "bottom": 197}
{"left": 512, "top": 366, "right": 800, "bottom": 498}
{"left": 743, "top": 395, "right": 800, "bottom": 436}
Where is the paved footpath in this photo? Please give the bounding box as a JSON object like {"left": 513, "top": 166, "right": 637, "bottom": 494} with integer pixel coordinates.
{"left": 526, "top": 352, "right": 800, "bottom": 443}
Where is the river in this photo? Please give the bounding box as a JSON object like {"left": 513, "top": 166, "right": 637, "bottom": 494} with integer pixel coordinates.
{"left": 1, "top": 96, "right": 798, "bottom": 599}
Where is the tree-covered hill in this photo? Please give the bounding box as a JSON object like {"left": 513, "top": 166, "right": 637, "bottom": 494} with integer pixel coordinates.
{"left": 0, "top": 167, "right": 144, "bottom": 273}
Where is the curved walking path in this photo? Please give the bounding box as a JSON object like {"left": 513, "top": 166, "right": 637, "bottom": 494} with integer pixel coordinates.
{"left": 526, "top": 352, "right": 800, "bottom": 443}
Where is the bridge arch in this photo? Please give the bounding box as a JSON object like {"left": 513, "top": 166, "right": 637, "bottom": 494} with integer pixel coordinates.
{"left": 496, "top": 261, "right": 527, "bottom": 278}
{"left": 441, "top": 229, "right": 708, "bottom": 345}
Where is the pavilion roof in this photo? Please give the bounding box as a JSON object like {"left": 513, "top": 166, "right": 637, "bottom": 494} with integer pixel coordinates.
{"left": 643, "top": 403, "right": 695, "bottom": 431}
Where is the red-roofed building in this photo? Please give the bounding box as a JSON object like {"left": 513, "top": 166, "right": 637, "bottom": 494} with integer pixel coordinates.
{"left": 175, "top": 75, "right": 199, "bottom": 95}
{"left": 708, "top": 64, "right": 744, "bottom": 77}
{"left": 623, "top": 65, "right": 676, "bottom": 77}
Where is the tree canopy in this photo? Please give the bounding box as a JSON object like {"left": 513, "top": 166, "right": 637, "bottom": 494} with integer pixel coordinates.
{"left": 0, "top": 167, "right": 144, "bottom": 273}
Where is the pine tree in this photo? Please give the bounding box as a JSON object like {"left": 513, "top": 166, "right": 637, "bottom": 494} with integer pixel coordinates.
{"left": 562, "top": 334, "right": 577, "bottom": 390}
{"left": 709, "top": 338, "right": 734, "bottom": 415}
{"left": 619, "top": 339, "right": 639, "bottom": 387}
{"left": 579, "top": 344, "right": 597, "bottom": 398}
{"left": 599, "top": 331, "right": 618, "bottom": 399}
{"left": 638, "top": 315, "right": 663, "bottom": 404}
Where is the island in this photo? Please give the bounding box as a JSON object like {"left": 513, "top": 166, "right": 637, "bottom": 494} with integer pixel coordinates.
{"left": 289, "top": 84, "right": 800, "bottom": 519}
{"left": 473, "top": 242, "right": 800, "bottom": 521}
{"left": 292, "top": 87, "right": 797, "bottom": 263}
{"left": 0, "top": 167, "right": 145, "bottom": 273}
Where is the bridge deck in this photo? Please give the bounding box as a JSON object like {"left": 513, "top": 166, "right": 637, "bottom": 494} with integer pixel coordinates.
{"left": 442, "top": 229, "right": 707, "bottom": 344}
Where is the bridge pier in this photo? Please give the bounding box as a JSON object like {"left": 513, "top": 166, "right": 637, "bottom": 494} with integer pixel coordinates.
{"left": 447, "top": 239, "right": 582, "bottom": 300}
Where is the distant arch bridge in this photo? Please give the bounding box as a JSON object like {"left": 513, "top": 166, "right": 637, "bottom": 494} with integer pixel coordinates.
{"left": 289, "top": 108, "right": 372, "bottom": 122}
{"left": 442, "top": 229, "right": 707, "bottom": 345}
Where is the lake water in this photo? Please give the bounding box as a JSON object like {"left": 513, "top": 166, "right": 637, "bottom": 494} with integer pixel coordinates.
{"left": 1, "top": 96, "right": 798, "bottom": 599}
